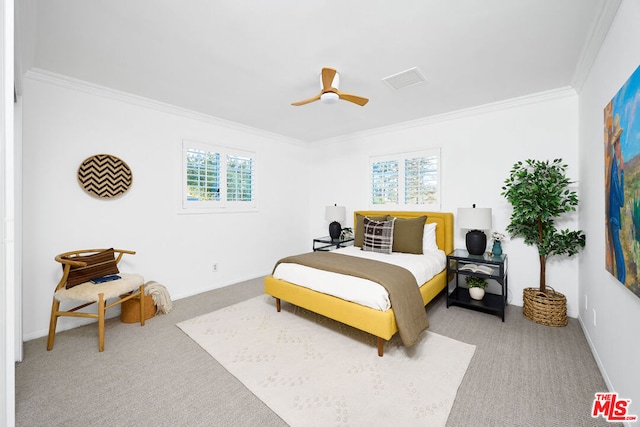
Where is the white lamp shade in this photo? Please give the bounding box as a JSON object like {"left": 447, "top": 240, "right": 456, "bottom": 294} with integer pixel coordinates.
{"left": 325, "top": 205, "right": 346, "bottom": 223}
{"left": 457, "top": 207, "right": 492, "bottom": 230}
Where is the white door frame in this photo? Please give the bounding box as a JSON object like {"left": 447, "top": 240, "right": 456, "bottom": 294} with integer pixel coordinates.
{"left": 1, "top": 0, "right": 17, "bottom": 425}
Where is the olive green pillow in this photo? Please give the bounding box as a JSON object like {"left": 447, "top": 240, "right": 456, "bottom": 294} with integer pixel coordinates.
{"left": 390, "top": 215, "right": 427, "bottom": 254}
{"left": 354, "top": 214, "right": 389, "bottom": 247}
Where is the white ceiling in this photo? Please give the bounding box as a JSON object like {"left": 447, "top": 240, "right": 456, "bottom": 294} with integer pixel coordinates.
{"left": 18, "top": 0, "right": 617, "bottom": 142}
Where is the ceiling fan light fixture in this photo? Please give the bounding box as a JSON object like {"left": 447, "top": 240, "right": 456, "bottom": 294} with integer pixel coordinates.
{"left": 320, "top": 92, "right": 339, "bottom": 104}
{"left": 292, "top": 67, "right": 368, "bottom": 107}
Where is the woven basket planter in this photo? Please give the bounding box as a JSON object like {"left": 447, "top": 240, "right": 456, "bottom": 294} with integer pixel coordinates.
{"left": 120, "top": 293, "right": 157, "bottom": 323}
{"left": 522, "top": 287, "right": 568, "bottom": 327}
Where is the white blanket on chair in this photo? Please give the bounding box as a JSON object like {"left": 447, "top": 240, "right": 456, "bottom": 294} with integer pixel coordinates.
{"left": 54, "top": 273, "right": 144, "bottom": 302}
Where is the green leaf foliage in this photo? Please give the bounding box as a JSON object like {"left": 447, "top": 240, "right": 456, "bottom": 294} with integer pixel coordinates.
{"left": 465, "top": 275, "right": 488, "bottom": 289}
{"left": 501, "top": 159, "right": 586, "bottom": 291}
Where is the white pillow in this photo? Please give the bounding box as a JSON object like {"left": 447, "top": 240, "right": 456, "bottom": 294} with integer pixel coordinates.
{"left": 422, "top": 222, "right": 438, "bottom": 252}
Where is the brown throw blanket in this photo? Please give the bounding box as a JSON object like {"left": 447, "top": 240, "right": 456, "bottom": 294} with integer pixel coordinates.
{"left": 273, "top": 251, "right": 429, "bottom": 346}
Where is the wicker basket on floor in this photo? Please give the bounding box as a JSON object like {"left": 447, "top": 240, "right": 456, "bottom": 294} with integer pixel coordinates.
{"left": 522, "top": 287, "right": 567, "bottom": 327}
{"left": 120, "top": 293, "right": 157, "bottom": 323}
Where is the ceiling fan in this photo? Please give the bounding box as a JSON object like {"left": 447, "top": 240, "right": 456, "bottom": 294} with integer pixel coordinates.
{"left": 291, "top": 67, "right": 369, "bottom": 107}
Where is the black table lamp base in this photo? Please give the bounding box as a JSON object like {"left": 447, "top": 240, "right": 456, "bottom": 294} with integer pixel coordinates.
{"left": 466, "top": 230, "right": 487, "bottom": 255}
{"left": 329, "top": 221, "right": 342, "bottom": 240}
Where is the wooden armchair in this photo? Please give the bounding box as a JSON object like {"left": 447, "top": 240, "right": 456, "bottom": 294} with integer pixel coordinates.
{"left": 47, "top": 248, "right": 145, "bottom": 352}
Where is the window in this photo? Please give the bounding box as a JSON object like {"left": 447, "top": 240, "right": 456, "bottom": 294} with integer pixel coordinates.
{"left": 370, "top": 148, "right": 440, "bottom": 209}
{"left": 404, "top": 155, "right": 439, "bottom": 205}
{"left": 226, "top": 154, "right": 254, "bottom": 202}
{"left": 181, "top": 140, "right": 256, "bottom": 212}
{"left": 371, "top": 160, "right": 399, "bottom": 204}
{"left": 185, "top": 148, "right": 220, "bottom": 202}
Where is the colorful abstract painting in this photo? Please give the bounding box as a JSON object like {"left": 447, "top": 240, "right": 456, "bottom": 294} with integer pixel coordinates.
{"left": 604, "top": 64, "right": 640, "bottom": 299}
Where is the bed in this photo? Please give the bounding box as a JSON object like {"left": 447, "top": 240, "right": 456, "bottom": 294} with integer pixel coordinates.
{"left": 264, "top": 211, "right": 454, "bottom": 356}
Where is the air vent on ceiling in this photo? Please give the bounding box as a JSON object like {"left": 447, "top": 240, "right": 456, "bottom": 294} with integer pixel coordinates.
{"left": 382, "top": 67, "right": 426, "bottom": 90}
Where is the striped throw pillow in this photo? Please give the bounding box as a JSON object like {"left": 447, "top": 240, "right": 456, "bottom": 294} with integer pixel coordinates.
{"left": 64, "top": 248, "right": 120, "bottom": 288}
{"left": 361, "top": 217, "right": 395, "bottom": 254}
{"left": 354, "top": 214, "right": 388, "bottom": 247}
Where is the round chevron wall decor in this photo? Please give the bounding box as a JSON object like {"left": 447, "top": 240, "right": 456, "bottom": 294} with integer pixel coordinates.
{"left": 77, "top": 154, "right": 133, "bottom": 199}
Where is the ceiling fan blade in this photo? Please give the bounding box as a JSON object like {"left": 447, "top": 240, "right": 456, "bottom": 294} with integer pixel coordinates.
{"left": 291, "top": 93, "right": 321, "bottom": 106}
{"left": 321, "top": 68, "right": 337, "bottom": 91}
{"left": 337, "top": 91, "right": 369, "bottom": 106}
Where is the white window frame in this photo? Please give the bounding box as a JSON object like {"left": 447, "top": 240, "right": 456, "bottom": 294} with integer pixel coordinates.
{"left": 180, "top": 139, "right": 257, "bottom": 214}
{"left": 369, "top": 148, "right": 441, "bottom": 210}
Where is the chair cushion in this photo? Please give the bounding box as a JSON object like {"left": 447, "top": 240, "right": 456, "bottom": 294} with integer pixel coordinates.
{"left": 55, "top": 273, "right": 144, "bottom": 303}
{"left": 64, "top": 248, "right": 120, "bottom": 289}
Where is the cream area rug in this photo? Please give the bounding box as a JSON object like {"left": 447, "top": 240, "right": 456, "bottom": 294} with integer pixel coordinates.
{"left": 177, "top": 295, "right": 476, "bottom": 427}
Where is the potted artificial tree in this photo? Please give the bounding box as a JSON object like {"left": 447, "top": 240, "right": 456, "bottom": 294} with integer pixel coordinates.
{"left": 501, "top": 159, "right": 586, "bottom": 326}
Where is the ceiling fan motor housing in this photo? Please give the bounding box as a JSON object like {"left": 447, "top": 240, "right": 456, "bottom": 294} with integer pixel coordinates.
{"left": 320, "top": 92, "right": 339, "bottom": 104}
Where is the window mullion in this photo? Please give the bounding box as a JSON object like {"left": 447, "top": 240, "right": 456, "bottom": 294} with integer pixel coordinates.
{"left": 399, "top": 157, "right": 406, "bottom": 204}
{"left": 220, "top": 151, "right": 228, "bottom": 204}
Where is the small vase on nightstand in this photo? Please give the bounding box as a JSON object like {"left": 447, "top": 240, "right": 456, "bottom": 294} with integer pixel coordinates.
{"left": 492, "top": 241, "right": 502, "bottom": 256}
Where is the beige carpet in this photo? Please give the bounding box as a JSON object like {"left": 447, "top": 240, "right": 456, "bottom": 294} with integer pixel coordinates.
{"left": 177, "top": 294, "right": 476, "bottom": 427}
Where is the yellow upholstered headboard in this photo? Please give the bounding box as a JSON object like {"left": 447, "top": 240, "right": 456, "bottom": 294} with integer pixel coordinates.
{"left": 353, "top": 211, "right": 454, "bottom": 255}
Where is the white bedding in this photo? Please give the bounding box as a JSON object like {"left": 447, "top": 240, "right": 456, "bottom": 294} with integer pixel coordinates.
{"left": 272, "top": 246, "right": 446, "bottom": 311}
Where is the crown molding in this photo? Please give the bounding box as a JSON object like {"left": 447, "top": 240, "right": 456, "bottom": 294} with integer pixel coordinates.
{"left": 571, "top": 0, "right": 622, "bottom": 93}
{"left": 23, "top": 68, "right": 303, "bottom": 147}
{"left": 316, "top": 86, "right": 577, "bottom": 145}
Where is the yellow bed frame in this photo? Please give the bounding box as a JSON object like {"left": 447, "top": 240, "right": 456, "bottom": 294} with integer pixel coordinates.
{"left": 264, "top": 211, "right": 454, "bottom": 356}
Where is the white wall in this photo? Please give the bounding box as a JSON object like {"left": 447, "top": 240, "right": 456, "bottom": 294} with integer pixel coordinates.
{"left": 21, "top": 72, "right": 311, "bottom": 339}
{"left": 578, "top": 0, "right": 640, "bottom": 416}
{"left": 308, "top": 92, "right": 581, "bottom": 314}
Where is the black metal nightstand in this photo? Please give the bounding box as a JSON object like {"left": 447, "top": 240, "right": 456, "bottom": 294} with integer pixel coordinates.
{"left": 313, "top": 236, "right": 354, "bottom": 251}
{"left": 446, "top": 249, "right": 508, "bottom": 321}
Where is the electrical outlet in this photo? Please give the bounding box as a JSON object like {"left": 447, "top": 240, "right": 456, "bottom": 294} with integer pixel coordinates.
{"left": 593, "top": 308, "right": 597, "bottom": 327}
{"left": 212, "top": 263, "right": 218, "bottom": 273}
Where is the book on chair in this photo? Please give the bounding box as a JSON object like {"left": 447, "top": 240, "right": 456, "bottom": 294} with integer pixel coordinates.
{"left": 91, "top": 275, "right": 121, "bottom": 284}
